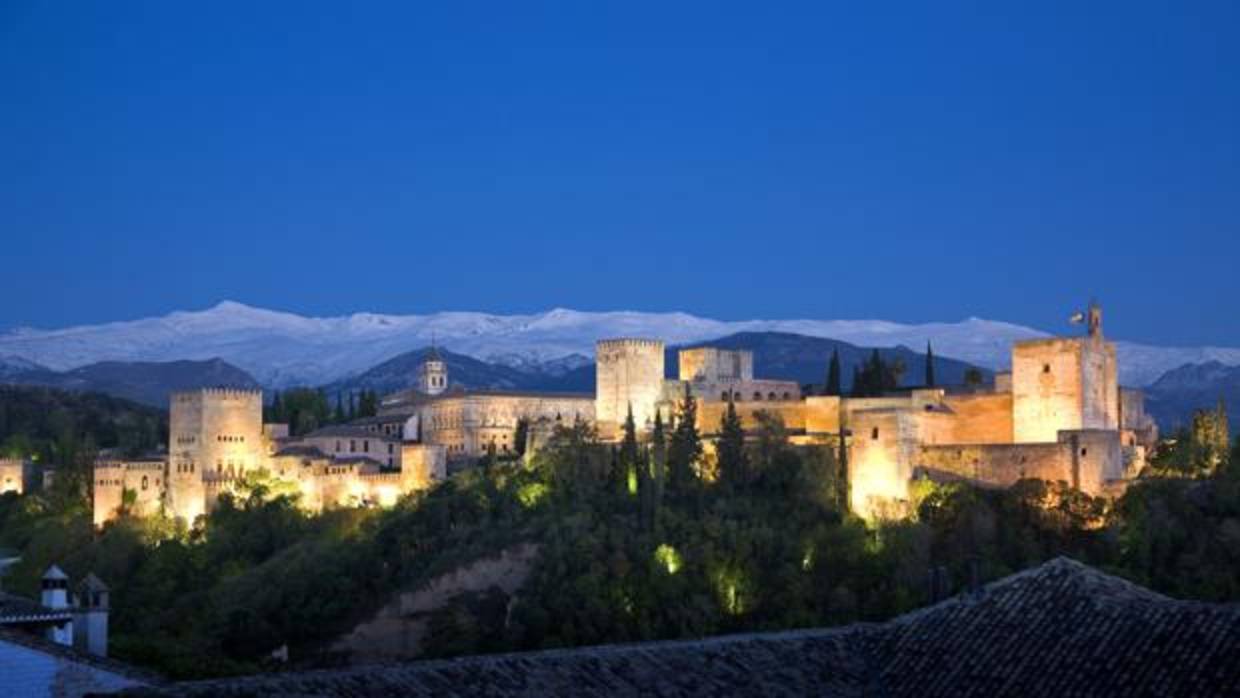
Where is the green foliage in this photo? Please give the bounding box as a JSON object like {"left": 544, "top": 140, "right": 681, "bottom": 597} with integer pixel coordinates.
{"left": 1151, "top": 402, "right": 1232, "bottom": 477}
{"left": 716, "top": 399, "right": 747, "bottom": 491}
{"left": 824, "top": 349, "right": 842, "bottom": 396}
{"left": 667, "top": 385, "right": 702, "bottom": 496}
{"left": 851, "top": 350, "right": 904, "bottom": 397}
{"left": 4, "top": 390, "right": 1240, "bottom": 680}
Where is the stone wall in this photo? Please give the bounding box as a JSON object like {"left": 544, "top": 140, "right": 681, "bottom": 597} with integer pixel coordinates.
{"left": 1012, "top": 336, "right": 1118, "bottom": 443}
{"left": 595, "top": 339, "right": 665, "bottom": 438}
{"left": 0, "top": 458, "right": 32, "bottom": 495}
{"left": 678, "top": 348, "right": 753, "bottom": 383}
{"left": 168, "top": 388, "right": 263, "bottom": 522}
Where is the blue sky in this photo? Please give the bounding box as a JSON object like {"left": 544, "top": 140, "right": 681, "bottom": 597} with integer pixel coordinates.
{"left": 2, "top": 1, "right": 1237, "bottom": 345}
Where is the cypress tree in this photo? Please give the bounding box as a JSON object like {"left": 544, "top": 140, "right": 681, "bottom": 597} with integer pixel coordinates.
{"left": 651, "top": 409, "right": 667, "bottom": 500}
{"left": 925, "top": 342, "right": 936, "bottom": 388}
{"left": 619, "top": 404, "right": 639, "bottom": 497}
{"left": 837, "top": 431, "right": 850, "bottom": 513}
{"left": 668, "top": 384, "right": 702, "bottom": 496}
{"left": 825, "top": 348, "right": 842, "bottom": 396}
{"left": 717, "top": 397, "right": 747, "bottom": 491}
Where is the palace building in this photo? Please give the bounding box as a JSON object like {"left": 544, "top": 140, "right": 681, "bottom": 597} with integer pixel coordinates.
{"left": 91, "top": 303, "right": 1157, "bottom": 525}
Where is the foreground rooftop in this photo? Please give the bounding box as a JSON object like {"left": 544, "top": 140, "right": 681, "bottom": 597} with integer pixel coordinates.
{"left": 116, "top": 558, "right": 1240, "bottom": 697}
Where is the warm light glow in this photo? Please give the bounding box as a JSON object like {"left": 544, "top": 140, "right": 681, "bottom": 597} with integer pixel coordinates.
{"left": 654, "top": 544, "right": 681, "bottom": 574}
{"left": 850, "top": 448, "right": 909, "bottom": 519}
{"left": 517, "top": 482, "right": 549, "bottom": 508}
{"left": 713, "top": 568, "right": 746, "bottom": 615}
{"left": 801, "top": 547, "right": 814, "bottom": 572}
{"left": 627, "top": 466, "right": 638, "bottom": 495}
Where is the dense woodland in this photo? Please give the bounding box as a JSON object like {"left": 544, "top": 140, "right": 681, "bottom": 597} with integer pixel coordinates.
{"left": 0, "top": 386, "right": 1237, "bottom": 679}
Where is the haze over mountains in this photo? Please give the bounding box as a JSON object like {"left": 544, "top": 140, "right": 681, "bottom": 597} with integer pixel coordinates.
{"left": 3, "top": 301, "right": 1238, "bottom": 389}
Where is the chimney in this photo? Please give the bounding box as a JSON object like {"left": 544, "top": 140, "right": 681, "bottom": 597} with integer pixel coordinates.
{"left": 73, "top": 573, "right": 110, "bottom": 657}
{"left": 41, "top": 565, "right": 73, "bottom": 646}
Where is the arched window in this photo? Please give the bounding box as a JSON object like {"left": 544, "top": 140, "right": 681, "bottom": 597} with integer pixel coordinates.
{"left": 768, "top": 392, "right": 777, "bottom": 401}
{"left": 753, "top": 392, "right": 762, "bottom": 401}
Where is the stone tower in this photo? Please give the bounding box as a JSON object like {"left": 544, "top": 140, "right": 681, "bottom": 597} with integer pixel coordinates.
{"left": 418, "top": 345, "right": 449, "bottom": 396}
{"left": 1011, "top": 302, "right": 1118, "bottom": 443}
{"left": 167, "top": 388, "right": 264, "bottom": 522}
{"left": 595, "top": 338, "right": 665, "bottom": 438}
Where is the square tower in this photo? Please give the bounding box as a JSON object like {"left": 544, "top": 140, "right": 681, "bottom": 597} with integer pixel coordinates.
{"left": 595, "top": 339, "right": 665, "bottom": 438}
{"left": 167, "top": 388, "right": 263, "bottom": 522}
{"left": 1011, "top": 333, "right": 1118, "bottom": 443}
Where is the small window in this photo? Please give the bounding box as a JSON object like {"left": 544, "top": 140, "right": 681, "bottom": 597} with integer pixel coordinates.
{"left": 753, "top": 392, "right": 762, "bottom": 401}
{"left": 768, "top": 392, "right": 777, "bottom": 401}
{"left": 1080, "top": 448, "right": 1088, "bottom": 457}
{"left": 141, "top": 476, "right": 149, "bottom": 491}
{"left": 871, "top": 427, "right": 879, "bottom": 440}
{"left": 1043, "top": 364, "right": 1051, "bottom": 374}
{"left": 721, "top": 391, "right": 729, "bottom": 401}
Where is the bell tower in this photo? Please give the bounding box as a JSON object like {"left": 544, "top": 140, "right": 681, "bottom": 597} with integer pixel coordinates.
{"left": 418, "top": 340, "right": 448, "bottom": 396}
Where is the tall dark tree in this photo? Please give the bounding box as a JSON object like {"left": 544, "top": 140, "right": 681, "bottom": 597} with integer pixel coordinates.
{"left": 650, "top": 409, "right": 667, "bottom": 513}
{"left": 825, "top": 349, "right": 842, "bottom": 396}
{"left": 617, "top": 404, "right": 640, "bottom": 498}
{"left": 667, "top": 385, "right": 702, "bottom": 496}
{"left": 925, "top": 342, "right": 936, "bottom": 388}
{"left": 332, "top": 392, "right": 346, "bottom": 423}
{"left": 716, "top": 398, "right": 747, "bottom": 491}
{"left": 837, "top": 430, "right": 850, "bottom": 513}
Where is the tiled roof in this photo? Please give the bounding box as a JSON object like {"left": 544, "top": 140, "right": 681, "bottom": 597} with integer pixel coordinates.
{"left": 0, "top": 592, "right": 71, "bottom": 625}
{"left": 114, "top": 558, "right": 1240, "bottom": 697}
{"left": 272, "top": 445, "right": 330, "bottom": 459}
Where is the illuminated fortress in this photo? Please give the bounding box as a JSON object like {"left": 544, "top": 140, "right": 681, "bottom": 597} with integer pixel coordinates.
{"left": 92, "top": 303, "right": 1155, "bottom": 525}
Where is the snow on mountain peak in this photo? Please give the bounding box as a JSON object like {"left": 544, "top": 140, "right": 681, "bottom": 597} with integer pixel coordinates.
{"left": 0, "top": 302, "right": 1237, "bottom": 388}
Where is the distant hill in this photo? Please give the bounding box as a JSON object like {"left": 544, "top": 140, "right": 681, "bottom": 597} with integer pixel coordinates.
{"left": 329, "top": 331, "right": 991, "bottom": 397}
{"left": 0, "top": 384, "right": 168, "bottom": 458}
{"left": 0, "top": 358, "right": 258, "bottom": 407}
{"left": 322, "top": 348, "right": 561, "bottom": 398}
{"left": 1145, "top": 361, "right": 1240, "bottom": 433}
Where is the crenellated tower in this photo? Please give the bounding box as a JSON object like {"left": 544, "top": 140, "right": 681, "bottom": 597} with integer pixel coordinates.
{"left": 595, "top": 338, "right": 665, "bottom": 438}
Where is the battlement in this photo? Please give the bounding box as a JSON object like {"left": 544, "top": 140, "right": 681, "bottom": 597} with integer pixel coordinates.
{"left": 359, "top": 471, "right": 401, "bottom": 484}
{"left": 93, "top": 459, "right": 164, "bottom": 472}
{"left": 596, "top": 338, "right": 665, "bottom": 352}
{"left": 172, "top": 387, "right": 262, "bottom": 401}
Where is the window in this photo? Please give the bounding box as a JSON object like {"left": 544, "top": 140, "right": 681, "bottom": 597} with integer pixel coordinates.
{"left": 363, "top": 440, "right": 369, "bottom": 453}
{"left": 350, "top": 440, "right": 356, "bottom": 451}
{"left": 1043, "top": 364, "right": 1051, "bottom": 373}
{"left": 1080, "top": 448, "right": 1088, "bottom": 457}
{"left": 782, "top": 392, "right": 791, "bottom": 400}
{"left": 721, "top": 392, "right": 729, "bottom": 401}
{"left": 141, "top": 476, "right": 149, "bottom": 490}
{"left": 768, "top": 392, "right": 777, "bottom": 401}
{"left": 387, "top": 443, "right": 394, "bottom": 454}
{"left": 872, "top": 427, "right": 880, "bottom": 440}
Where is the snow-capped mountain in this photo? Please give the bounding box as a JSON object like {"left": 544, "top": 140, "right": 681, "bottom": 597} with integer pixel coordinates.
{"left": 0, "top": 301, "right": 1236, "bottom": 388}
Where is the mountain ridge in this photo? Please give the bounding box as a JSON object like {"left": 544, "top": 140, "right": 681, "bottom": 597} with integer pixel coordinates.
{"left": 2, "top": 301, "right": 1237, "bottom": 388}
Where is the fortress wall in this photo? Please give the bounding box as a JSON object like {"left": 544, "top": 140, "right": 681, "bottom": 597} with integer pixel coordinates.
{"left": 917, "top": 442, "right": 1071, "bottom": 489}
{"left": 848, "top": 409, "right": 922, "bottom": 516}
{"left": 938, "top": 393, "right": 1014, "bottom": 444}
{"left": 595, "top": 339, "right": 665, "bottom": 438}
{"left": 678, "top": 348, "right": 753, "bottom": 383}
{"left": 696, "top": 400, "right": 808, "bottom": 435}
{"left": 401, "top": 444, "right": 447, "bottom": 491}
{"left": 92, "top": 464, "right": 126, "bottom": 527}
{"left": 1012, "top": 339, "right": 1085, "bottom": 443}
{"left": 803, "top": 396, "right": 843, "bottom": 435}
{"left": 0, "top": 458, "right": 31, "bottom": 495}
